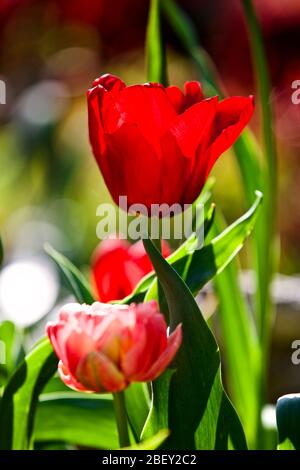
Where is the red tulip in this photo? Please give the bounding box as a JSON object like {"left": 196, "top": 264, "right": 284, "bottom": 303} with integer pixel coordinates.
{"left": 88, "top": 74, "right": 254, "bottom": 211}
{"left": 91, "top": 238, "right": 171, "bottom": 302}
{"left": 46, "top": 301, "right": 182, "bottom": 393}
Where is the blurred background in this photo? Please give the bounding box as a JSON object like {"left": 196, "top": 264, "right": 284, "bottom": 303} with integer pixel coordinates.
{"left": 0, "top": 0, "right": 300, "bottom": 406}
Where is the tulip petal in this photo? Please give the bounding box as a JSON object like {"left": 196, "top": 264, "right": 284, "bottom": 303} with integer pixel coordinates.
{"left": 92, "top": 239, "right": 140, "bottom": 301}
{"left": 87, "top": 85, "right": 110, "bottom": 181}
{"left": 160, "top": 129, "right": 194, "bottom": 206}
{"left": 165, "top": 86, "right": 185, "bottom": 113}
{"left": 47, "top": 306, "right": 83, "bottom": 368}
{"left": 58, "top": 361, "right": 90, "bottom": 392}
{"left": 104, "top": 122, "right": 161, "bottom": 208}
{"left": 121, "top": 303, "right": 168, "bottom": 379}
{"left": 160, "top": 97, "right": 217, "bottom": 205}
{"left": 207, "top": 95, "right": 255, "bottom": 174}
{"left": 135, "top": 324, "right": 183, "bottom": 382}
{"left": 77, "top": 351, "right": 127, "bottom": 393}
{"left": 112, "top": 84, "right": 177, "bottom": 155}
{"left": 47, "top": 306, "right": 112, "bottom": 376}
{"left": 166, "top": 97, "right": 218, "bottom": 160}
{"left": 47, "top": 322, "right": 69, "bottom": 367}
{"left": 183, "top": 96, "right": 254, "bottom": 204}
{"left": 64, "top": 330, "right": 96, "bottom": 376}
{"left": 92, "top": 73, "right": 125, "bottom": 93}
{"left": 183, "top": 81, "right": 204, "bottom": 109}
{"left": 166, "top": 82, "right": 203, "bottom": 114}
{"left": 92, "top": 239, "right": 171, "bottom": 302}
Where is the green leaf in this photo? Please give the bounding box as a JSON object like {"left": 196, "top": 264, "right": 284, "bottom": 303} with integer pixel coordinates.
{"left": 161, "top": 0, "right": 218, "bottom": 96}
{"left": 123, "top": 429, "right": 170, "bottom": 450}
{"left": 163, "top": 0, "right": 276, "bottom": 449}
{"left": 143, "top": 191, "right": 262, "bottom": 303}
{"left": 35, "top": 393, "right": 118, "bottom": 449}
{"left": 0, "top": 235, "right": 3, "bottom": 266}
{"left": 44, "top": 243, "right": 95, "bottom": 304}
{"left": 213, "top": 222, "right": 261, "bottom": 449}
{"left": 276, "top": 394, "right": 300, "bottom": 450}
{"left": 125, "top": 383, "right": 150, "bottom": 442}
{"left": 0, "top": 321, "right": 22, "bottom": 386}
{"left": 142, "top": 238, "right": 247, "bottom": 450}
{"left": 42, "top": 375, "right": 72, "bottom": 394}
{"left": 0, "top": 338, "right": 58, "bottom": 450}
{"left": 146, "top": 0, "right": 167, "bottom": 85}
{"left": 125, "top": 190, "right": 215, "bottom": 305}
{"left": 241, "top": 6, "right": 277, "bottom": 425}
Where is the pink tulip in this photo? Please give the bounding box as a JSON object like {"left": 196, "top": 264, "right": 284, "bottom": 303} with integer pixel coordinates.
{"left": 46, "top": 301, "right": 182, "bottom": 393}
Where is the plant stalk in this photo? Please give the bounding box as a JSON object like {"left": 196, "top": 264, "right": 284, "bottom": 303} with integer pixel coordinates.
{"left": 113, "top": 391, "right": 130, "bottom": 448}
{"left": 146, "top": 0, "right": 167, "bottom": 85}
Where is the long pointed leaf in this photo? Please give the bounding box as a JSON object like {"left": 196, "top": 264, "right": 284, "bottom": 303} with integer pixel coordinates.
{"left": 123, "top": 429, "right": 169, "bottom": 450}
{"left": 35, "top": 393, "right": 118, "bottom": 449}
{"left": 143, "top": 191, "right": 262, "bottom": 302}
{"left": 0, "top": 235, "right": 3, "bottom": 266}
{"left": 142, "top": 238, "right": 247, "bottom": 449}
{"left": 146, "top": 0, "right": 167, "bottom": 85}
{"left": 45, "top": 244, "right": 94, "bottom": 304}
{"left": 214, "top": 234, "right": 261, "bottom": 449}
{"left": 0, "top": 338, "right": 57, "bottom": 449}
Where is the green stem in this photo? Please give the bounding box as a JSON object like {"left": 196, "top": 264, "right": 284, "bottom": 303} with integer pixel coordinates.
{"left": 161, "top": 0, "right": 219, "bottom": 96}
{"left": 146, "top": 0, "right": 167, "bottom": 85}
{"left": 113, "top": 391, "right": 130, "bottom": 448}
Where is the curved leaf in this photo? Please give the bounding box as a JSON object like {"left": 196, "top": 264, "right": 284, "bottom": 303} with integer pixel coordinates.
{"left": 125, "top": 383, "right": 150, "bottom": 442}
{"left": 124, "top": 179, "right": 215, "bottom": 303}
{"left": 44, "top": 244, "right": 94, "bottom": 304}
{"left": 0, "top": 321, "right": 22, "bottom": 386}
{"left": 0, "top": 235, "right": 3, "bottom": 266}
{"left": 0, "top": 338, "right": 57, "bottom": 450}
{"left": 35, "top": 393, "right": 118, "bottom": 449}
{"left": 124, "top": 429, "right": 169, "bottom": 450}
{"left": 142, "top": 238, "right": 247, "bottom": 450}
{"left": 141, "top": 191, "right": 262, "bottom": 303}
{"left": 213, "top": 215, "right": 261, "bottom": 449}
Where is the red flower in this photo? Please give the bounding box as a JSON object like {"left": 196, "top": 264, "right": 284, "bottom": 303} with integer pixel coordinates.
{"left": 47, "top": 300, "right": 182, "bottom": 393}
{"left": 88, "top": 74, "right": 254, "bottom": 211}
{"left": 91, "top": 238, "right": 171, "bottom": 302}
